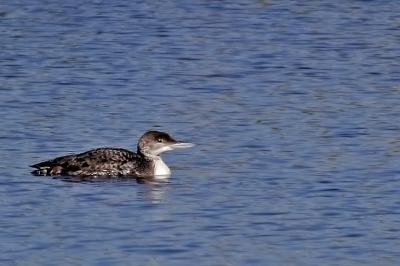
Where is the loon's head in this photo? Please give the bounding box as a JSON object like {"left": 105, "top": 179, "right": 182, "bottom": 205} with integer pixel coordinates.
{"left": 137, "top": 130, "right": 194, "bottom": 157}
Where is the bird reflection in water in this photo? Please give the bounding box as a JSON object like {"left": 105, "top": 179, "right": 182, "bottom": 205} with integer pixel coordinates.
{"left": 51, "top": 175, "right": 169, "bottom": 203}
{"left": 136, "top": 177, "right": 169, "bottom": 203}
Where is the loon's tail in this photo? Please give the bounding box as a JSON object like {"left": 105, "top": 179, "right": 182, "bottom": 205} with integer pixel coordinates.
{"left": 30, "top": 160, "right": 55, "bottom": 176}
{"left": 31, "top": 168, "right": 49, "bottom": 176}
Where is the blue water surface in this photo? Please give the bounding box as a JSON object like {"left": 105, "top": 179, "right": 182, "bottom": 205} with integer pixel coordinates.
{"left": 1, "top": 0, "right": 400, "bottom": 265}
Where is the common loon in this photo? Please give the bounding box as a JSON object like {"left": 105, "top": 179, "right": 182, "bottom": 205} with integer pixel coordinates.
{"left": 30, "top": 130, "right": 194, "bottom": 178}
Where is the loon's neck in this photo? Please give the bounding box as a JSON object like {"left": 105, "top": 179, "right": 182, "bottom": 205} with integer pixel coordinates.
{"left": 153, "top": 157, "right": 171, "bottom": 176}
{"left": 138, "top": 149, "right": 171, "bottom": 177}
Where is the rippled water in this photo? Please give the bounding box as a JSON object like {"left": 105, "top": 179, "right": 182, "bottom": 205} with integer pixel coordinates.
{"left": 1, "top": 1, "right": 400, "bottom": 265}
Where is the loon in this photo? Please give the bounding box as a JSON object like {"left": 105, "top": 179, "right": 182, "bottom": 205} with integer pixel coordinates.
{"left": 30, "top": 130, "right": 194, "bottom": 178}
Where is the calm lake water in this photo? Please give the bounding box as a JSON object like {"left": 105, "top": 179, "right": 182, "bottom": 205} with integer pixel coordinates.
{"left": 1, "top": 0, "right": 400, "bottom": 265}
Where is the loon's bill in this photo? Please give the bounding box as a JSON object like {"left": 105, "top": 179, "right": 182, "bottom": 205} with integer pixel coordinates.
{"left": 30, "top": 130, "right": 194, "bottom": 178}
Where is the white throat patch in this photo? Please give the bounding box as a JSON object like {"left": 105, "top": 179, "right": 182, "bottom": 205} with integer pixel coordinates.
{"left": 153, "top": 158, "right": 171, "bottom": 177}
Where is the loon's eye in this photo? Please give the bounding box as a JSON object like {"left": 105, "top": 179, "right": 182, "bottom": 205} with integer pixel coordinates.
{"left": 157, "top": 138, "right": 163, "bottom": 143}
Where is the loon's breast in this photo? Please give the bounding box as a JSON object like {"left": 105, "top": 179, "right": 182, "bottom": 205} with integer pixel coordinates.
{"left": 153, "top": 158, "right": 171, "bottom": 177}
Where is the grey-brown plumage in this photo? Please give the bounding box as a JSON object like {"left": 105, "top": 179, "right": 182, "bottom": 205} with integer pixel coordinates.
{"left": 30, "top": 130, "right": 194, "bottom": 178}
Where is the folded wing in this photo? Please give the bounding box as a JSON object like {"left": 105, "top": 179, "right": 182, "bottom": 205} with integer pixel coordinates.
{"left": 30, "top": 148, "right": 139, "bottom": 176}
